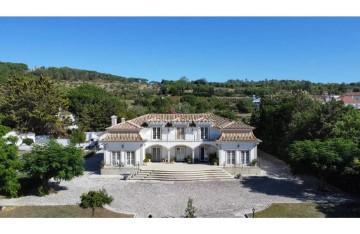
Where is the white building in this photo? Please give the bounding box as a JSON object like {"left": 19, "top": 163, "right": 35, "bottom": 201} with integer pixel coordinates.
{"left": 101, "top": 113, "right": 261, "bottom": 169}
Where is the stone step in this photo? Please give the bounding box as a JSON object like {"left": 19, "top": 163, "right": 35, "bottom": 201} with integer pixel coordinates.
{"left": 131, "top": 168, "right": 234, "bottom": 181}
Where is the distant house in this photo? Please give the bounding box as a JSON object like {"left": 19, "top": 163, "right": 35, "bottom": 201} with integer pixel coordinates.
{"left": 336, "top": 92, "right": 360, "bottom": 109}
{"left": 252, "top": 95, "right": 261, "bottom": 109}
{"left": 57, "top": 110, "right": 78, "bottom": 130}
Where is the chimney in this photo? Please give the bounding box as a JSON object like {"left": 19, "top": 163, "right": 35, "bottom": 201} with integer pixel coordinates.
{"left": 111, "top": 115, "right": 117, "bottom": 126}
{"left": 121, "top": 117, "right": 125, "bottom": 123}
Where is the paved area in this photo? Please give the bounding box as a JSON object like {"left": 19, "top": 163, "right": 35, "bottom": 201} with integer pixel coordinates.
{"left": 0, "top": 150, "right": 353, "bottom": 218}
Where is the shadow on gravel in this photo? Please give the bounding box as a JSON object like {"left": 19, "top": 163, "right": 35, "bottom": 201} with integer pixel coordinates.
{"left": 240, "top": 176, "right": 326, "bottom": 201}
{"left": 315, "top": 201, "right": 360, "bottom": 217}
{"left": 16, "top": 178, "right": 68, "bottom": 197}
{"left": 84, "top": 152, "right": 102, "bottom": 174}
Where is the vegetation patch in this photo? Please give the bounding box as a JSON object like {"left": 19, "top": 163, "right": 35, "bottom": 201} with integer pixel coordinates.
{"left": 251, "top": 202, "right": 360, "bottom": 218}
{"left": 0, "top": 205, "right": 133, "bottom": 218}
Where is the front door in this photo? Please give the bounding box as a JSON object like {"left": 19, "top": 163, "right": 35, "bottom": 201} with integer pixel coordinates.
{"left": 200, "top": 146, "right": 209, "bottom": 161}
{"left": 175, "top": 147, "right": 186, "bottom": 161}
{"left": 152, "top": 147, "right": 161, "bottom": 162}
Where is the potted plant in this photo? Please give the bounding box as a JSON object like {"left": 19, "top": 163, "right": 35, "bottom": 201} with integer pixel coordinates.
{"left": 250, "top": 159, "right": 257, "bottom": 167}
{"left": 186, "top": 156, "right": 192, "bottom": 164}
{"left": 145, "top": 153, "right": 152, "bottom": 163}
{"left": 170, "top": 157, "right": 175, "bottom": 163}
{"left": 143, "top": 158, "right": 150, "bottom": 165}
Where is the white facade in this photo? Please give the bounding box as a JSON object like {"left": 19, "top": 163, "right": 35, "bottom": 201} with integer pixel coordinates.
{"left": 101, "top": 113, "right": 261, "bottom": 168}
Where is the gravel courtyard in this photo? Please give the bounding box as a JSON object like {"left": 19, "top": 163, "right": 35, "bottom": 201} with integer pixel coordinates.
{"left": 0, "top": 150, "right": 353, "bottom": 218}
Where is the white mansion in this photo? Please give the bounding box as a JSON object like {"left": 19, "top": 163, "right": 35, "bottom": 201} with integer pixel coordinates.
{"left": 102, "top": 113, "right": 261, "bottom": 168}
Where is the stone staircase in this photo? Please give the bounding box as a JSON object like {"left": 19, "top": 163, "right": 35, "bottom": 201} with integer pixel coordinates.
{"left": 131, "top": 168, "right": 234, "bottom": 181}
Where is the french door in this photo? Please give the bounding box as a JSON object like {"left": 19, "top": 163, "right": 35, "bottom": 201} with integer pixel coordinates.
{"left": 126, "top": 151, "right": 135, "bottom": 166}
{"left": 226, "top": 151, "right": 236, "bottom": 165}
{"left": 152, "top": 147, "right": 161, "bottom": 162}
{"left": 175, "top": 147, "right": 186, "bottom": 161}
{"left": 200, "top": 146, "right": 209, "bottom": 161}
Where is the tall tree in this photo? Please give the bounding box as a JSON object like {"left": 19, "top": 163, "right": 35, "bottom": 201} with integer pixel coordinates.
{"left": 23, "top": 139, "right": 84, "bottom": 195}
{"left": 67, "top": 84, "right": 127, "bottom": 131}
{"left": 0, "top": 76, "right": 69, "bottom": 136}
{"left": 70, "top": 128, "right": 86, "bottom": 147}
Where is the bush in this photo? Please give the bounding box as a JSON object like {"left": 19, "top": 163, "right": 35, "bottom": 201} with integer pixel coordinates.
{"left": 250, "top": 159, "right": 257, "bottom": 166}
{"left": 143, "top": 158, "right": 150, "bottom": 163}
{"left": 22, "top": 138, "right": 34, "bottom": 146}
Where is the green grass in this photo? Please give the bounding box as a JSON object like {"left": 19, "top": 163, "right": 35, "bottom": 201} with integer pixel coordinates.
{"left": 252, "top": 202, "right": 360, "bottom": 218}
{"left": 0, "top": 205, "right": 134, "bottom": 218}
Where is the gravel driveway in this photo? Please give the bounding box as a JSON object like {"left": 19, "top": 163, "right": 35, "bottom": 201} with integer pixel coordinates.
{"left": 0, "top": 150, "right": 353, "bottom": 218}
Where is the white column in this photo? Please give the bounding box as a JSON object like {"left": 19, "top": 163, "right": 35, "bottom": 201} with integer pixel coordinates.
{"left": 121, "top": 151, "right": 125, "bottom": 165}
{"left": 218, "top": 149, "right": 225, "bottom": 166}
{"left": 167, "top": 150, "right": 170, "bottom": 163}
{"left": 192, "top": 149, "right": 195, "bottom": 163}
{"left": 141, "top": 145, "right": 145, "bottom": 164}
{"left": 135, "top": 149, "right": 140, "bottom": 166}
{"left": 254, "top": 145, "right": 258, "bottom": 160}
{"left": 235, "top": 150, "right": 240, "bottom": 166}
{"left": 104, "top": 150, "right": 108, "bottom": 166}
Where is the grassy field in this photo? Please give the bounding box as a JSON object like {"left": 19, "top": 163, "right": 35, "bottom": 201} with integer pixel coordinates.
{"left": 252, "top": 202, "right": 360, "bottom": 218}
{"left": 0, "top": 205, "right": 134, "bottom": 218}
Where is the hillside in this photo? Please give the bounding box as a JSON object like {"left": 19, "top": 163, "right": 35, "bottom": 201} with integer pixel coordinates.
{"left": 0, "top": 61, "right": 147, "bottom": 84}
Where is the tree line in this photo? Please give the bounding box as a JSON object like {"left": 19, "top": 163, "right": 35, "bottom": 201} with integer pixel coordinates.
{"left": 251, "top": 91, "right": 360, "bottom": 193}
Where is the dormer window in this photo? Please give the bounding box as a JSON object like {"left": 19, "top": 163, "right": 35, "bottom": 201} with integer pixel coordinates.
{"left": 153, "top": 127, "right": 161, "bottom": 139}
{"left": 201, "top": 127, "right": 209, "bottom": 139}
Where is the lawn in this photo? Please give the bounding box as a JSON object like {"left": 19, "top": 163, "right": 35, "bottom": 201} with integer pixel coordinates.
{"left": 0, "top": 205, "right": 134, "bottom": 218}
{"left": 252, "top": 202, "right": 360, "bottom": 218}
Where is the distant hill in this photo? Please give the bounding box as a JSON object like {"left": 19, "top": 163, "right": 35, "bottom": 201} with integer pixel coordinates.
{"left": 0, "top": 61, "right": 147, "bottom": 84}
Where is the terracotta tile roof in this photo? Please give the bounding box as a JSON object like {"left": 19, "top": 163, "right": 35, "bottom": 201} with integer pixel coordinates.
{"left": 121, "top": 113, "right": 254, "bottom": 130}
{"left": 221, "top": 121, "right": 254, "bottom": 130}
{"left": 343, "top": 92, "right": 360, "bottom": 96}
{"left": 217, "top": 131, "right": 259, "bottom": 141}
{"left": 107, "top": 121, "right": 142, "bottom": 130}
{"left": 103, "top": 133, "right": 143, "bottom": 142}
{"left": 339, "top": 96, "right": 360, "bottom": 103}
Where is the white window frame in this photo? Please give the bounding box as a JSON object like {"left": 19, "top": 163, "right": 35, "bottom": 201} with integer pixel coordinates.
{"left": 176, "top": 127, "right": 185, "bottom": 140}
{"left": 126, "top": 151, "right": 135, "bottom": 166}
{"left": 200, "top": 127, "right": 209, "bottom": 139}
{"left": 226, "top": 151, "right": 235, "bottom": 165}
{"left": 241, "top": 151, "right": 250, "bottom": 165}
{"left": 152, "top": 127, "right": 161, "bottom": 140}
{"left": 111, "top": 151, "right": 121, "bottom": 166}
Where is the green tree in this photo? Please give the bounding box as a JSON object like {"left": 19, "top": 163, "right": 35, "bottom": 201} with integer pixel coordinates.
{"left": 236, "top": 98, "right": 254, "bottom": 113}
{"left": 67, "top": 84, "right": 127, "bottom": 131}
{"left": 0, "top": 114, "right": 21, "bottom": 198}
{"left": 0, "top": 76, "right": 69, "bottom": 136}
{"left": 23, "top": 139, "right": 84, "bottom": 195}
{"left": 70, "top": 128, "right": 86, "bottom": 147}
{"left": 184, "top": 198, "right": 197, "bottom": 218}
{"left": 80, "top": 188, "right": 114, "bottom": 218}
{"left": 288, "top": 138, "right": 359, "bottom": 191}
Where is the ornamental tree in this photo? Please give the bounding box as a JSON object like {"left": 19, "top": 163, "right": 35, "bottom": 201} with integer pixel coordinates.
{"left": 23, "top": 139, "right": 84, "bottom": 195}
{"left": 80, "top": 188, "right": 114, "bottom": 218}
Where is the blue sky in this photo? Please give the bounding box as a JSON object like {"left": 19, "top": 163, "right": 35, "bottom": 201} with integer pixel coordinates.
{"left": 0, "top": 17, "right": 359, "bottom": 83}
